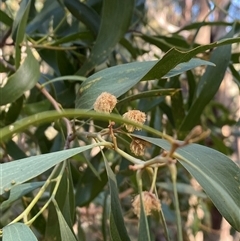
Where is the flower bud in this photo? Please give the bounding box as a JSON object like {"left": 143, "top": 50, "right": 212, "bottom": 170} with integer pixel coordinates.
{"left": 123, "top": 110, "right": 146, "bottom": 132}
{"left": 93, "top": 92, "right": 117, "bottom": 113}
{"left": 130, "top": 138, "right": 149, "bottom": 156}
{"left": 132, "top": 191, "right": 161, "bottom": 218}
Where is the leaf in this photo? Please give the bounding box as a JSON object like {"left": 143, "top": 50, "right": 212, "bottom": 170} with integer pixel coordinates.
{"left": 54, "top": 201, "right": 77, "bottom": 241}
{"left": 0, "top": 48, "right": 40, "bottom": 106}
{"left": 229, "top": 63, "right": 240, "bottom": 89}
{"left": 164, "top": 58, "right": 214, "bottom": 78}
{"left": 2, "top": 223, "right": 37, "bottom": 241}
{"left": 76, "top": 0, "right": 135, "bottom": 76}
{"left": 117, "top": 88, "right": 180, "bottom": 106}
{"left": 63, "top": 0, "right": 100, "bottom": 36}
{"left": 11, "top": 0, "right": 31, "bottom": 68}
{"left": 76, "top": 58, "right": 214, "bottom": 109}
{"left": 138, "top": 195, "right": 151, "bottom": 241}
{"left": 1, "top": 182, "right": 44, "bottom": 211}
{"left": 5, "top": 139, "right": 27, "bottom": 159}
{"left": 179, "top": 35, "right": 233, "bottom": 132}
{"left": 0, "top": 10, "right": 13, "bottom": 26}
{"left": 0, "top": 143, "right": 101, "bottom": 195}
{"left": 133, "top": 135, "right": 240, "bottom": 231}
{"left": 102, "top": 152, "right": 131, "bottom": 241}
{"left": 26, "top": 0, "right": 63, "bottom": 34}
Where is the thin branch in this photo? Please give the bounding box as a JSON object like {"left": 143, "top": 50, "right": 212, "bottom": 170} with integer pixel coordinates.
{"left": 0, "top": 57, "right": 15, "bottom": 72}
{"left": 35, "top": 83, "right": 72, "bottom": 136}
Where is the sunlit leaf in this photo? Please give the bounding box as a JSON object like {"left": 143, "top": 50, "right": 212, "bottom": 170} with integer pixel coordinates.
{"left": 0, "top": 48, "right": 40, "bottom": 106}
{"left": 0, "top": 143, "right": 102, "bottom": 195}
{"left": 54, "top": 201, "right": 77, "bottom": 241}
{"left": 76, "top": 58, "right": 214, "bottom": 109}
{"left": 3, "top": 223, "right": 37, "bottom": 241}
{"left": 1, "top": 182, "right": 44, "bottom": 211}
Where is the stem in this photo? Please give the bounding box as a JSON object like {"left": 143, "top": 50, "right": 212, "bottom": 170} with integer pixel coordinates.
{"left": 35, "top": 83, "right": 72, "bottom": 135}
{"left": 22, "top": 43, "right": 78, "bottom": 50}
{"left": 9, "top": 164, "right": 60, "bottom": 224}
{"left": 26, "top": 161, "right": 67, "bottom": 225}
{"left": 115, "top": 147, "right": 144, "bottom": 165}
{"left": 159, "top": 207, "right": 171, "bottom": 241}
{"left": 149, "top": 167, "right": 158, "bottom": 193}
{"left": 169, "top": 163, "right": 183, "bottom": 241}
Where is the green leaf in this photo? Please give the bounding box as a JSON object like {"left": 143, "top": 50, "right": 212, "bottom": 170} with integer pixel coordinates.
{"left": 0, "top": 48, "right": 40, "bottom": 106}
{"left": 165, "top": 58, "right": 214, "bottom": 78}
{"left": 5, "top": 139, "right": 27, "bottom": 159}
{"left": 102, "top": 153, "right": 131, "bottom": 241}
{"left": 4, "top": 96, "right": 24, "bottom": 125}
{"left": 1, "top": 182, "right": 44, "bottom": 211}
{"left": 229, "top": 63, "right": 240, "bottom": 89}
{"left": 138, "top": 195, "right": 151, "bottom": 241}
{"left": 0, "top": 143, "right": 100, "bottom": 195}
{"left": 179, "top": 42, "right": 232, "bottom": 132}
{"left": 26, "top": 0, "right": 63, "bottom": 34}
{"left": 117, "top": 89, "right": 180, "bottom": 106}
{"left": 133, "top": 135, "right": 240, "bottom": 231}
{"left": 0, "top": 10, "right": 13, "bottom": 26}
{"left": 2, "top": 223, "right": 37, "bottom": 241}
{"left": 54, "top": 200, "right": 78, "bottom": 241}
{"left": 76, "top": 58, "right": 214, "bottom": 109}
{"left": 139, "top": 33, "right": 192, "bottom": 52}
{"left": 11, "top": 0, "right": 31, "bottom": 68}
{"left": 76, "top": 0, "right": 135, "bottom": 76}
{"left": 63, "top": 0, "right": 100, "bottom": 36}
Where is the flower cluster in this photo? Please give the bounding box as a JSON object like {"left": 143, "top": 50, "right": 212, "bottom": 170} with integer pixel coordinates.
{"left": 93, "top": 92, "right": 117, "bottom": 113}
{"left": 130, "top": 138, "right": 149, "bottom": 156}
{"left": 123, "top": 110, "right": 146, "bottom": 132}
{"left": 132, "top": 191, "right": 161, "bottom": 218}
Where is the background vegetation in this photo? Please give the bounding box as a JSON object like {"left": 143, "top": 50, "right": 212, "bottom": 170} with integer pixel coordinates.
{"left": 0, "top": 0, "right": 239, "bottom": 241}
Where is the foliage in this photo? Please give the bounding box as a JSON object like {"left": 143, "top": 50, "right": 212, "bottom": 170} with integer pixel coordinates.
{"left": 0, "top": 0, "right": 239, "bottom": 241}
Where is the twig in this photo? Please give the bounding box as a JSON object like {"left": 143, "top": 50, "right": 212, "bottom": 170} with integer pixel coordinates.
{"left": 0, "top": 57, "right": 15, "bottom": 72}
{"left": 35, "top": 83, "right": 72, "bottom": 136}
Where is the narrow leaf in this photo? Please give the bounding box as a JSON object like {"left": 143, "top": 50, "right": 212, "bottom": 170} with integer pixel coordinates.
{"left": 63, "top": 0, "right": 100, "bottom": 36}
{"left": 179, "top": 43, "right": 232, "bottom": 132}
{"left": 0, "top": 143, "right": 100, "bottom": 195}
{"left": 1, "top": 182, "right": 44, "bottom": 211}
{"left": 102, "top": 153, "right": 131, "bottom": 241}
{"left": 76, "top": 0, "right": 135, "bottom": 76}
{"left": 0, "top": 48, "right": 40, "bottom": 106}
{"left": 12, "top": 0, "right": 31, "bottom": 68}
{"left": 54, "top": 201, "right": 77, "bottom": 241}
{"left": 138, "top": 194, "right": 151, "bottom": 241}
{"left": 3, "top": 223, "right": 37, "bottom": 241}
{"left": 0, "top": 10, "right": 13, "bottom": 26}
{"left": 76, "top": 58, "right": 214, "bottom": 109}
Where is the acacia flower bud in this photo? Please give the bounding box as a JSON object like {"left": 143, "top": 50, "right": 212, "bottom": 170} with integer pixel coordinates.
{"left": 130, "top": 138, "right": 149, "bottom": 156}
{"left": 132, "top": 191, "right": 161, "bottom": 218}
{"left": 122, "top": 110, "right": 146, "bottom": 132}
{"left": 93, "top": 92, "right": 117, "bottom": 113}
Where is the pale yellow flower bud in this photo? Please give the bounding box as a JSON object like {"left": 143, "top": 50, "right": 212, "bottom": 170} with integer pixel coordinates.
{"left": 122, "top": 110, "right": 146, "bottom": 132}
{"left": 93, "top": 92, "right": 117, "bottom": 113}
{"left": 130, "top": 138, "right": 149, "bottom": 156}
{"left": 132, "top": 191, "right": 161, "bottom": 218}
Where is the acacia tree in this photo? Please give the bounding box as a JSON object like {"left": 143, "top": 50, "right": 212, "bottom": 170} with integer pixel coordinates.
{"left": 0, "top": 0, "right": 239, "bottom": 241}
